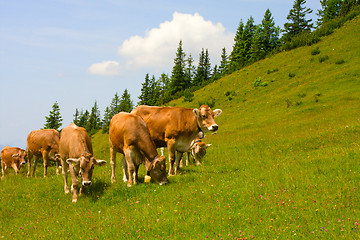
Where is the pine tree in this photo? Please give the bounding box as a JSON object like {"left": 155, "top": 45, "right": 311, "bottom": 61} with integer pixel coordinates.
{"left": 229, "top": 20, "right": 245, "bottom": 73}
{"left": 317, "top": 0, "right": 342, "bottom": 26}
{"left": 86, "top": 101, "right": 101, "bottom": 135}
{"left": 78, "top": 110, "right": 89, "bottom": 128}
{"left": 261, "top": 9, "right": 280, "bottom": 53}
{"left": 110, "top": 93, "right": 121, "bottom": 115}
{"left": 194, "top": 49, "right": 211, "bottom": 86}
{"left": 119, "top": 89, "right": 134, "bottom": 112}
{"left": 138, "top": 73, "right": 151, "bottom": 105}
{"left": 243, "top": 16, "right": 256, "bottom": 61}
{"left": 339, "top": 0, "right": 359, "bottom": 16}
{"left": 219, "top": 47, "right": 229, "bottom": 76}
{"left": 73, "top": 108, "right": 80, "bottom": 126}
{"left": 283, "top": 0, "right": 314, "bottom": 41}
{"left": 101, "top": 106, "right": 112, "bottom": 133}
{"left": 170, "top": 40, "right": 186, "bottom": 95}
{"left": 249, "top": 25, "right": 266, "bottom": 62}
{"left": 157, "top": 73, "right": 170, "bottom": 104}
{"left": 184, "top": 54, "right": 195, "bottom": 89}
{"left": 43, "top": 101, "right": 63, "bottom": 131}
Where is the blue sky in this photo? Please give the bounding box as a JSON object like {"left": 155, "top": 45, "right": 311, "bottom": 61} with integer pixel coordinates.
{"left": 0, "top": 0, "right": 321, "bottom": 149}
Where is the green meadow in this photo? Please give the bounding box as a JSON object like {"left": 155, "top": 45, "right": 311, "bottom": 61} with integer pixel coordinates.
{"left": 1, "top": 16, "right": 360, "bottom": 239}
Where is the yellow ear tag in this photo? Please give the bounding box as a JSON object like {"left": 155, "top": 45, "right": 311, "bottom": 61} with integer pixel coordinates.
{"left": 144, "top": 175, "right": 151, "bottom": 183}
{"left": 72, "top": 162, "right": 76, "bottom": 166}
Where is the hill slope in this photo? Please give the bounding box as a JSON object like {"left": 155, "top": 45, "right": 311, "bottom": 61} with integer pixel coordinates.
{"left": 0, "top": 16, "right": 359, "bottom": 239}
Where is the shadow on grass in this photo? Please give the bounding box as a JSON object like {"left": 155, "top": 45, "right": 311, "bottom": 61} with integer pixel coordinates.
{"left": 81, "top": 179, "right": 109, "bottom": 202}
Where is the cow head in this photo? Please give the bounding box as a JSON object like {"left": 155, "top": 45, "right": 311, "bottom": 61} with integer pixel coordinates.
{"left": 193, "top": 105, "right": 222, "bottom": 133}
{"left": 145, "top": 156, "right": 168, "bottom": 185}
{"left": 11, "top": 149, "right": 27, "bottom": 174}
{"left": 66, "top": 153, "right": 106, "bottom": 186}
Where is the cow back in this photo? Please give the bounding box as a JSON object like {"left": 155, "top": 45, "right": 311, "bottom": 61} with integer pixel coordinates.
{"left": 132, "top": 105, "right": 198, "bottom": 148}
{"left": 27, "top": 129, "right": 60, "bottom": 154}
{"left": 109, "top": 112, "right": 158, "bottom": 160}
{"left": 59, "top": 123, "right": 93, "bottom": 158}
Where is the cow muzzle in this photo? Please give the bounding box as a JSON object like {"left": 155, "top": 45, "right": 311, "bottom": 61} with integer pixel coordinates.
{"left": 209, "top": 124, "right": 218, "bottom": 131}
{"left": 82, "top": 181, "right": 92, "bottom": 186}
{"left": 21, "top": 161, "right": 26, "bottom": 165}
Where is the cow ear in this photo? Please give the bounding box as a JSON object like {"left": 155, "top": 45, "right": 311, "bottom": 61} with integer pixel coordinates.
{"left": 193, "top": 108, "right": 200, "bottom": 117}
{"left": 66, "top": 158, "right": 80, "bottom": 165}
{"left": 95, "top": 159, "right": 107, "bottom": 166}
{"left": 206, "top": 144, "right": 212, "bottom": 148}
{"left": 213, "top": 109, "right": 222, "bottom": 117}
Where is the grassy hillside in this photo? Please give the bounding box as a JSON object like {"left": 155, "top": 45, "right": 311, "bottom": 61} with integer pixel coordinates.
{"left": 0, "top": 16, "right": 359, "bottom": 239}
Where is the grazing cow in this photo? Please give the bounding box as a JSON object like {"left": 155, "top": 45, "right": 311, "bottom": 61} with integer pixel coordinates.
{"left": 59, "top": 123, "right": 106, "bottom": 202}
{"left": 186, "top": 138, "right": 212, "bottom": 166}
{"left": 109, "top": 112, "right": 168, "bottom": 186}
{"left": 1, "top": 146, "right": 27, "bottom": 179}
{"left": 131, "top": 105, "right": 222, "bottom": 175}
{"left": 27, "top": 129, "right": 61, "bottom": 177}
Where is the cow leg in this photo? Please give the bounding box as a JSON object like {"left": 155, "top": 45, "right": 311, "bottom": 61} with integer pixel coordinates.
{"left": 167, "top": 140, "right": 176, "bottom": 176}
{"left": 122, "top": 156, "right": 129, "bottom": 182}
{"left": 1, "top": 161, "right": 5, "bottom": 180}
{"left": 42, "top": 151, "right": 49, "bottom": 177}
{"left": 61, "top": 159, "right": 70, "bottom": 194}
{"left": 174, "top": 151, "right": 183, "bottom": 175}
{"left": 69, "top": 164, "right": 79, "bottom": 203}
{"left": 124, "top": 148, "right": 136, "bottom": 187}
{"left": 55, "top": 159, "right": 60, "bottom": 175}
{"left": 186, "top": 152, "right": 191, "bottom": 166}
{"left": 27, "top": 151, "right": 33, "bottom": 177}
{"left": 110, "top": 146, "right": 117, "bottom": 183}
{"left": 31, "top": 156, "right": 39, "bottom": 177}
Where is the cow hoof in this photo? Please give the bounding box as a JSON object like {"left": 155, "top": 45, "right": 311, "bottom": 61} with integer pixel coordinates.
{"left": 72, "top": 199, "right": 77, "bottom": 203}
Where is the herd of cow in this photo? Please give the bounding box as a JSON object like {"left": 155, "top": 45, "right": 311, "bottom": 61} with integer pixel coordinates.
{"left": 0, "top": 105, "right": 222, "bottom": 202}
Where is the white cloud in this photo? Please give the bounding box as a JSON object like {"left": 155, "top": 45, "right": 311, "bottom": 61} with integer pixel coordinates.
{"left": 87, "top": 60, "right": 122, "bottom": 76}
{"left": 118, "top": 12, "right": 234, "bottom": 69}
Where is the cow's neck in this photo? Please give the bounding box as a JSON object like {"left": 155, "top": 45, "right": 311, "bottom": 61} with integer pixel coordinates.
{"left": 194, "top": 114, "right": 204, "bottom": 139}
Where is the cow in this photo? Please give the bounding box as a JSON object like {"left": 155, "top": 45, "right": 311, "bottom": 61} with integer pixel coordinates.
{"left": 59, "top": 123, "right": 106, "bottom": 203}
{"left": 27, "top": 129, "right": 61, "bottom": 177}
{"left": 186, "top": 138, "right": 212, "bottom": 166}
{"left": 109, "top": 112, "right": 168, "bottom": 186}
{"left": 131, "top": 104, "right": 222, "bottom": 175}
{"left": 1, "top": 146, "right": 27, "bottom": 179}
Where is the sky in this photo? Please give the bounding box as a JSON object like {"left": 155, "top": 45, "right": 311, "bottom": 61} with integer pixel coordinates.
{"left": 0, "top": 0, "right": 321, "bottom": 149}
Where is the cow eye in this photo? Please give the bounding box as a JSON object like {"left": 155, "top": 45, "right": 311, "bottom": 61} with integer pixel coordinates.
{"left": 202, "top": 114, "right": 207, "bottom": 118}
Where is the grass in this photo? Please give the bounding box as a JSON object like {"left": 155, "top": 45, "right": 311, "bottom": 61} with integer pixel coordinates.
{"left": 1, "top": 16, "right": 360, "bottom": 239}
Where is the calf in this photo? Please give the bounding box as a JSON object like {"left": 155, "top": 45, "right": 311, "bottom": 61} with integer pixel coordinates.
{"left": 59, "top": 123, "right": 106, "bottom": 202}
{"left": 1, "top": 146, "right": 27, "bottom": 179}
{"left": 109, "top": 112, "right": 168, "bottom": 186}
{"left": 27, "top": 129, "right": 61, "bottom": 177}
{"left": 187, "top": 138, "right": 211, "bottom": 166}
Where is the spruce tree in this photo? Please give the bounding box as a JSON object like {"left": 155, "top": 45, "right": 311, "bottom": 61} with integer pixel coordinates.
{"left": 86, "top": 101, "right": 101, "bottom": 134}
{"left": 283, "top": 0, "right": 314, "bottom": 41}
{"left": 219, "top": 47, "right": 229, "bottom": 76}
{"left": 261, "top": 9, "right": 280, "bottom": 53}
{"left": 184, "top": 54, "right": 195, "bottom": 89}
{"left": 44, "top": 101, "right": 63, "bottom": 131}
{"left": 78, "top": 110, "right": 89, "bottom": 128}
{"left": 249, "top": 25, "right": 266, "bottom": 62}
{"left": 138, "top": 73, "right": 151, "bottom": 105}
{"left": 102, "top": 106, "right": 112, "bottom": 133}
{"left": 73, "top": 108, "right": 80, "bottom": 126}
{"left": 229, "top": 20, "right": 245, "bottom": 73}
{"left": 170, "top": 40, "right": 186, "bottom": 95}
{"left": 119, "top": 89, "right": 134, "bottom": 112}
{"left": 317, "top": 0, "right": 342, "bottom": 26}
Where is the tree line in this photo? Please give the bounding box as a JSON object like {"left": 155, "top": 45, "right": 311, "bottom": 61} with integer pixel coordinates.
{"left": 43, "top": 0, "right": 359, "bottom": 133}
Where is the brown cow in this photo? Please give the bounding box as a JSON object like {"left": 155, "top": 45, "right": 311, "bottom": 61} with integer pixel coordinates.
{"left": 59, "top": 123, "right": 106, "bottom": 202}
{"left": 109, "top": 112, "right": 168, "bottom": 186}
{"left": 1, "top": 146, "right": 27, "bottom": 179}
{"left": 131, "top": 105, "right": 222, "bottom": 175}
{"left": 27, "top": 129, "right": 61, "bottom": 177}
